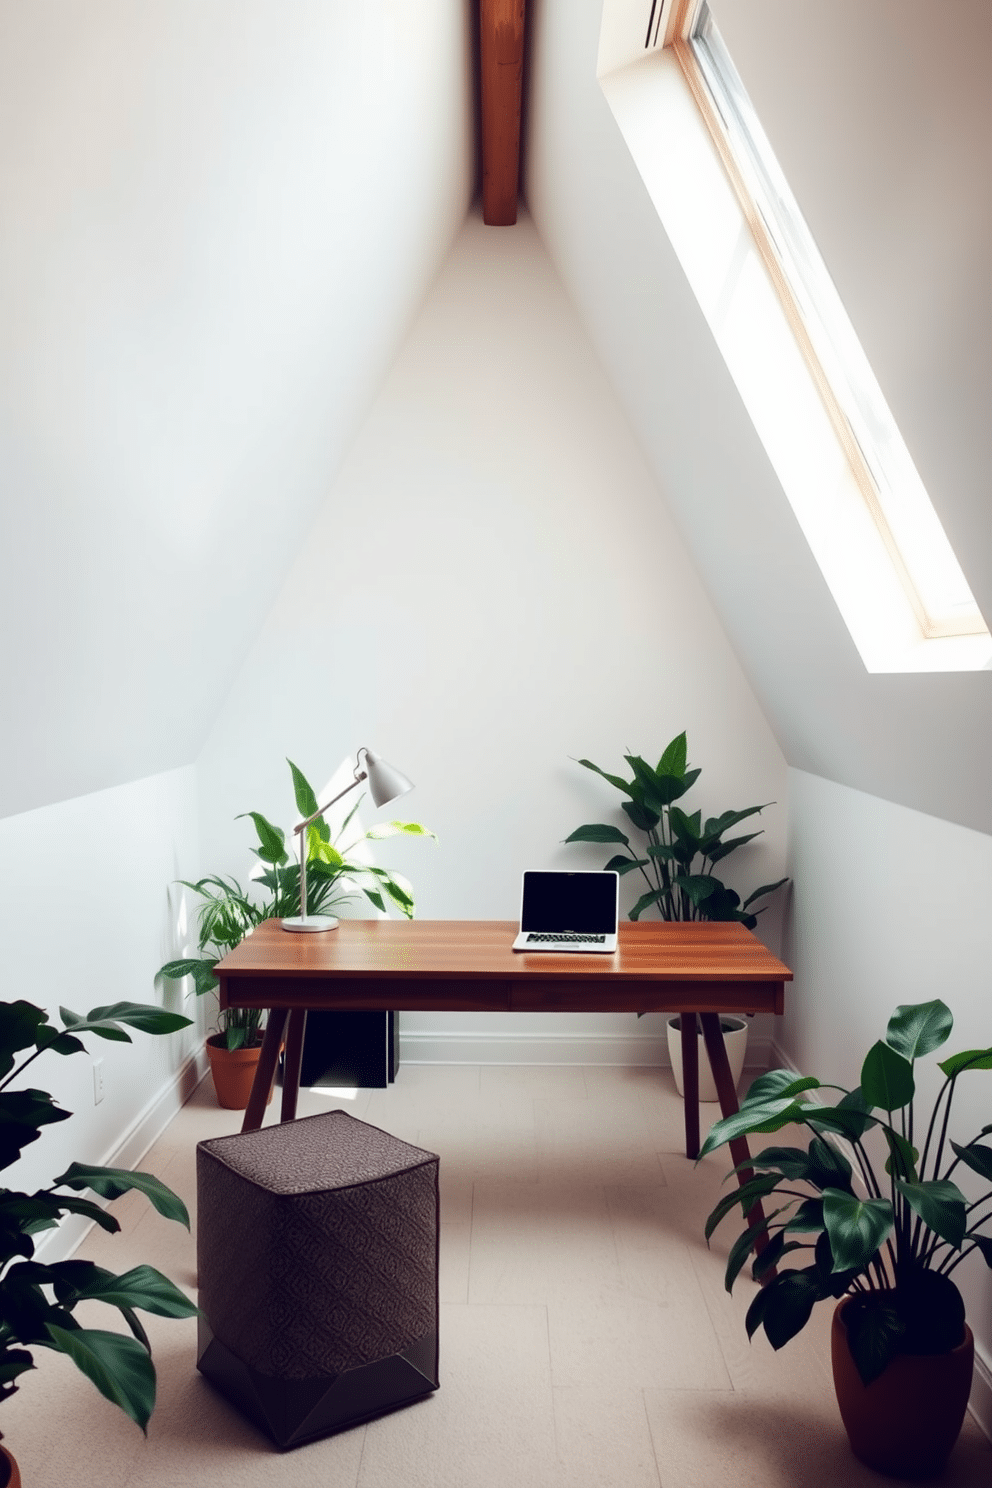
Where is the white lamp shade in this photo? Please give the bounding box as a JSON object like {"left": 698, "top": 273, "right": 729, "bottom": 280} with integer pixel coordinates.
{"left": 364, "top": 750, "right": 414, "bottom": 808}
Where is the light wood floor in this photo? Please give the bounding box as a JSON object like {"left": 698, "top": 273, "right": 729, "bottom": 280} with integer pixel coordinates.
{"left": 4, "top": 1063, "right": 990, "bottom": 1486}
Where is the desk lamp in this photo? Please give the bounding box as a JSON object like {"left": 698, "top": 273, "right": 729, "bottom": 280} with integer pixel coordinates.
{"left": 281, "top": 747, "right": 413, "bottom": 933}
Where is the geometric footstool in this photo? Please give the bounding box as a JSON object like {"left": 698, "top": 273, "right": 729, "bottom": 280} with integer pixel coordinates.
{"left": 196, "top": 1109, "right": 439, "bottom": 1449}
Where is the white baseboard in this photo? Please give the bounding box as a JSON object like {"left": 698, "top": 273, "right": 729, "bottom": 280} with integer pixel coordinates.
{"left": 400, "top": 1027, "right": 775, "bottom": 1068}
{"left": 767, "top": 1038, "right": 992, "bottom": 1442}
{"left": 31, "top": 1043, "right": 209, "bottom": 1266}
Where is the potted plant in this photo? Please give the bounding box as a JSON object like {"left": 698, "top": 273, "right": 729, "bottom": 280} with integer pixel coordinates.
{"left": 566, "top": 731, "right": 787, "bottom": 1089}
{"left": 0, "top": 997, "right": 199, "bottom": 1481}
{"left": 699, "top": 999, "right": 992, "bottom": 1478}
{"left": 160, "top": 759, "right": 435, "bottom": 1108}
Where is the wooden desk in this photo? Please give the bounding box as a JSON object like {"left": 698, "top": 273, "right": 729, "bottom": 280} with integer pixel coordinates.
{"left": 216, "top": 919, "right": 792, "bottom": 1169}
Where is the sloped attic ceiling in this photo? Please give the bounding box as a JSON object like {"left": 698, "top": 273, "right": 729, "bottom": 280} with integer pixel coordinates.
{"left": 0, "top": 1, "right": 472, "bottom": 819}
{"left": 526, "top": 0, "right": 992, "bottom": 833}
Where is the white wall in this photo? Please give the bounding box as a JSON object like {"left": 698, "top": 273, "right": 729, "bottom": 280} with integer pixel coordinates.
{"left": 785, "top": 768, "right": 992, "bottom": 1427}
{"left": 713, "top": 0, "right": 992, "bottom": 622}
{"left": 195, "top": 210, "right": 789, "bottom": 1064}
{"left": 0, "top": 0, "right": 472, "bottom": 819}
{"left": 526, "top": 0, "right": 992, "bottom": 834}
{"left": 0, "top": 767, "right": 203, "bottom": 1258}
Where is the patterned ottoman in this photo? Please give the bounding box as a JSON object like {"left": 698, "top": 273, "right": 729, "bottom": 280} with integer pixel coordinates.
{"left": 196, "top": 1109, "right": 439, "bottom": 1448}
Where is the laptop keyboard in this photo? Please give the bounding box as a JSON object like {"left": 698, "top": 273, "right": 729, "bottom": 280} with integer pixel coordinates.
{"left": 526, "top": 932, "right": 606, "bottom": 944}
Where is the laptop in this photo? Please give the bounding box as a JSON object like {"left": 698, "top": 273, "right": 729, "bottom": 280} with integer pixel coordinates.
{"left": 512, "top": 870, "right": 619, "bottom": 953}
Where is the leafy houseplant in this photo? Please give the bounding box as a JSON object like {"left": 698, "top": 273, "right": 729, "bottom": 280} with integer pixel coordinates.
{"left": 699, "top": 999, "right": 991, "bottom": 1468}
{"left": 0, "top": 998, "right": 199, "bottom": 1434}
{"left": 565, "top": 732, "right": 786, "bottom": 928}
{"left": 160, "top": 758, "right": 435, "bottom": 1052}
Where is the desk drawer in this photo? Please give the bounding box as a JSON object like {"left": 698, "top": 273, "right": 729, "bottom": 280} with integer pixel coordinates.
{"left": 222, "top": 975, "right": 513, "bottom": 1013}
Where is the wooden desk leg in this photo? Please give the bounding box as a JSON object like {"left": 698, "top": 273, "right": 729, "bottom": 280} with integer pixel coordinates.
{"left": 241, "top": 1010, "right": 288, "bottom": 1133}
{"left": 699, "top": 1012, "right": 773, "bottom": 1272}
{"left": 280, "top": 1009, "right": 307, "bottom": 1124}
{"left": 681, "top": 1013, "right": 701, "bottom": 1159}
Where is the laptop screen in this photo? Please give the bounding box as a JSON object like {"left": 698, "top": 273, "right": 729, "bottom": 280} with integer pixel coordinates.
{"left": 520, "top": 871, "right": 619, "bottom": 935}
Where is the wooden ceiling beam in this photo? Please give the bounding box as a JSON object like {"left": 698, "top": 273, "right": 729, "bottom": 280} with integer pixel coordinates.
{"left": 479, "top": 0, "right": 526, "bottom": 226}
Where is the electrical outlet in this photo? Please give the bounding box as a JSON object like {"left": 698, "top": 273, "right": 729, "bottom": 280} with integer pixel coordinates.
{"left": 93, "top": 1058, "right": 104, "bottom": 1105}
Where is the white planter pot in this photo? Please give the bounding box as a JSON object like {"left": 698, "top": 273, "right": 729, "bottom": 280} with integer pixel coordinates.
{"left": 667, "top": 1014, "right": 749, "bottom": 1102}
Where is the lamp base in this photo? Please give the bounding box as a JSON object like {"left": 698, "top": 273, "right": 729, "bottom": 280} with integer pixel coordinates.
{"left": 281, "top": 916, "right": 340, "bottom": 934}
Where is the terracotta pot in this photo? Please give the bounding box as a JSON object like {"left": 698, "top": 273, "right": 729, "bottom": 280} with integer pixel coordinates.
{"left": 0, "top": 1441, "right": 21, "bottom": 1488}
{"left": 831, "top": 1299, "right": 974, "bottom": 1480}
{"left": 206, "top": 1034, "right": 271, "bottom": 1111}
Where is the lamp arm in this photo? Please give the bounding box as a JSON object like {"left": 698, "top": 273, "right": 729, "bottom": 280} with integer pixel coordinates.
{"left": 292, "top": 769, "right": 367, "bottom": 837}
{"left": 292, "top": 752, "right": 370, "bottom": 924}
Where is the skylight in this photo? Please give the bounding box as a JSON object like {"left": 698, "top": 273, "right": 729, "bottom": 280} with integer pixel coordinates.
{"left": 597, "top": 0, "right": 991, "bottom": 672}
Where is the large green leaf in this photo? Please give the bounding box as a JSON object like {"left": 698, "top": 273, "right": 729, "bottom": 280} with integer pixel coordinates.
{"left": 723, "top": 1207, "right": 792, "bottom": 1292}
{"left": 377, "top": 874, "right": 416, "bottom": 918}
{"left": 950, "top": 1139, "right": 992, "bottom": 1183}
{"left": 58, "top": 1263, "right": 198, "bottom": 1319}
{"left": 860, "top": 1040, "right": 914, "bottom": 1111}
{"left": 697, "top": 885, "right": 744, "bottom": 923}
{"left": 894, "top": 1179, "right": 967, "bottom": 1249}
{"left": 307, "top": 830, "right": 344, "bottom": 867}
{"left": 40, "top": 1195, "right": 121, "bottom": 1235}
{"left": 672, "top": 874, "right": 720, "bottom": 906}
{"left": 742, "top": 1069, "right": 821, "bottom": 1104}
{"left": 697, "top": 1097, "right": 809, "bottom": 1158}
{"left": 626, "top": 755, "right": 699, "bottom": 809}
{"left": 626, "top": 754, "right": 670, "bottom": 801}
{"left": 287, "top": 758, "right": 320, "bottom": 819}
{"left": 236, "top": 811, "right": 287, "bottom": 865}
{"left": 805, "top": 1104, "right": 878, "bottom": 1143}
{"left": 43, "top": 1324, "right": 156, "bottom": 1431}
{"left": 158, "top": 958, "right": 218, "bottom": 997}
{"left": 741, "top": 1145, "right": 812, "bottom": 1181}
{"left": 0, "top": 1089, "right": 72, "bottom": 1167}
{"left": 621, "top": 798, "right": 661, "bottom": 832}
{"left": 938, "top": 1046, "right": 992, "bottom": 1078}
{"left": 704, "top": 1173, "right": 784, "bottom": 1241}
{"left": 842, "top": 1296, "right": 906, "bottom": 1385}
{"left": 731, "top": 1140, "right": 851, "bottom": 1194}
{"left": 51, "top": 1165, "right": 191, "bottom": 1229}
{"left": 79, "top": 1003, "right": 192, "bottom": 1037}
{"left": 365, "top": 820, "right": 438, "bottom": 841}
{"left": 0, "top": 1001, "right": 50, "bottom": 1078}
{"left": 707, "top": 831, "right": 763, "bottom": 864}
{"left": 563, "top": 823, "right": 631, "bottom": 847}
{"left": 657, "top": 732, "right": 688, "bottom": 777}
{"left": 575, "top": 758, "right": 635, "bottom": 796}
{"left": 805, "top": 1136, "right": 854, "bottom": 1192}
{"left": 821, "top": 1189, "right": 893, "bottom": 1272}
{"left": 603, "top": 855, "right": 648, "bottom": 877}
{"left": 668, "top": 806, "right": 702, "bottom": 847}
{"left": 882, "top": 1129, "right": 919, "bottom": 1183}
{"left": 751, "top": 1233, "right": 809, "bottom": 1282}
{"left": 0, "top": 1348, "right": 34, "bottom": 1388}
{"left": 885, "top": 1000, "right": 953, "bottom": 1060}
{"left": 740, "top": 879, "right": 789, "bottom": 911}
{"left": 972, "top": 1235, "right": 992, "bottom": 1267}
{"left": 628, "top": 889, "right": 664, "bottom": 921}
{"left": 745, "top": 1269, "right": 820, "bottom": 1349}
{"left": 645, "top": 843, "right": 679, "bottom": 863}
{"left": 58, "top": 1007, "right": 129, "bottom": 1042}
{"left": 812, "top": 1230, "right": 859, "bottom": 1297}
{"left": 783, "top": 1198, "right": 825, "bottom": 1233}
